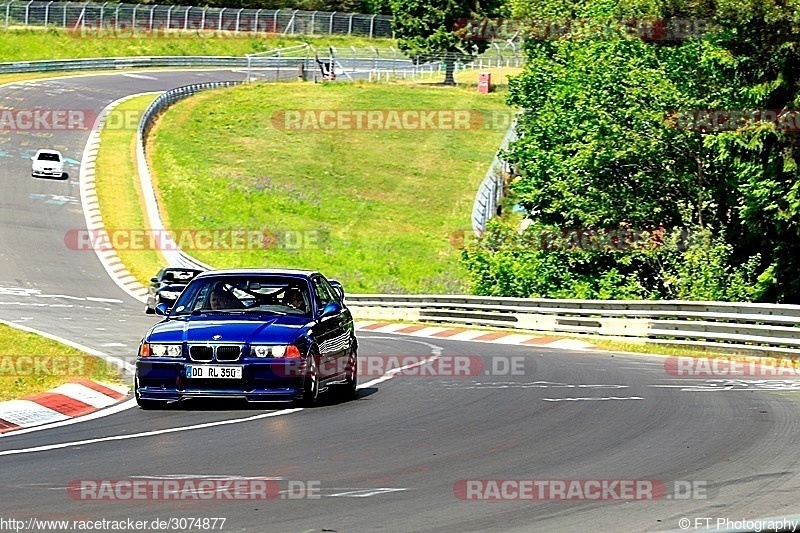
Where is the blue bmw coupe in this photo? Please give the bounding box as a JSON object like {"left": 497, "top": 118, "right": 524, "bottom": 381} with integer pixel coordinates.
{"left": 134, "top": 268, "right": 357, "bottom": 409}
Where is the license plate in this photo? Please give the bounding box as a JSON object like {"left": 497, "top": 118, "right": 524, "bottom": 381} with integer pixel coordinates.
{"left": 186, "top": 365, "right": 242, "bottom": 379}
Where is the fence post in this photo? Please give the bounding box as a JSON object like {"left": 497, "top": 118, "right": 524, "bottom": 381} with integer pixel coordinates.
{"left": 328, "top": 11, "right": 335, "bottom": 35}
{"left": 252, "top": 8, "right": 259, "bottom": 33}
{"left": 131, "top": 3, "right": 137, "bottom": 31}
{"left": 99, "top": 2, "right": 107, "bottom": 30}
{"left": 24, "top": 0, "right": 32, "bottom": 26}
{"left": 272, "top": 9, "right": 278, "bottom": 32}
{"left": 5, "top": 0, "right": 11, "bottom": 29}
{"left": 148, "top": 4, "right": 154, "bottom": 31}
{"left": 166, "top": 5, "right": 174, "bottom": 30}
{"left": 44, "top": 0, "right": 53, "bottom": 26}
{"left": 235, "top": 7, "right": 242, "bottom": 32}
{"left": 217, "top": 7, "right": 224, "bottom": 32}
{"left": 310, "top": 10, "right": 316, "bottom": 35}
{"left": 200, "top": 6, "right": 205, "bottom": 31}
{"left": 347, "top": 12, "right": 352, "bottom": 35}
{"left": 369, "top": 13, "right": 375, "bottom": 38}
{"left": 114, "top": 3, "right": 119, "bottom": 32}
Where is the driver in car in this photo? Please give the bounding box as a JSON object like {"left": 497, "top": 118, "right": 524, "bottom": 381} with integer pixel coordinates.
{"left": 209, "top": 287, "right": 241, "bottom": 310}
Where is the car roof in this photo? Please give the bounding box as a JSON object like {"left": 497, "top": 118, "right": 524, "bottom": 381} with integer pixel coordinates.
{"left": 194, "top": 268, "right": 319, "bottom": 279}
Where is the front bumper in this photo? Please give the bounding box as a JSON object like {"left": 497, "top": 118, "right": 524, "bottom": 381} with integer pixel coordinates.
{"left": 136, "top": 359, "right": 307, "bottom": 403}
{"left": 32, "top": 168, "right": 64, "bottom": 177}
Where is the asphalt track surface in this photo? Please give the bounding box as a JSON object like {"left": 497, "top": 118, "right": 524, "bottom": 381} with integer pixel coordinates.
{"left": 1, "top": 69, "right": 800, "bottom": 533}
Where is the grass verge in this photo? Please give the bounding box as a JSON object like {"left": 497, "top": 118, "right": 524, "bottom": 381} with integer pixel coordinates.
{"left": 0, "top": 324, "right": 124, "bottom": 401}
{"left": 94, "top": 93, "right": 165, "bottom": 287}
{"left": 148, "top": 80, "right": 512, "bottom": 293}
{"left": 0, "top": 27, "right": 396, "bottom": 62}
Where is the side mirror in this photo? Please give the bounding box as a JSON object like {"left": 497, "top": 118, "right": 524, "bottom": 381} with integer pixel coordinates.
{"left": 320, "top": 301, "right": 342, "bottom": 319}
{"left": 155, "top": 303, "right": 171, "bottom": 316}
{"left": 150, "top": 277, "right": 159, "bottom": 283}
{"left": 329, "top": 280, "right": 344, "bottom": 301}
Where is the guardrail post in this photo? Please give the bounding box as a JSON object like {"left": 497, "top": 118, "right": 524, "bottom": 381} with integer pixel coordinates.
{"left": 350, "top": 45, "right": 356, "bottom": 71}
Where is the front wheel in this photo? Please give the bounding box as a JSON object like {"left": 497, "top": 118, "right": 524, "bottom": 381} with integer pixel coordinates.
{"left": 297, "top": 354, "right": 320, "bottom": 408}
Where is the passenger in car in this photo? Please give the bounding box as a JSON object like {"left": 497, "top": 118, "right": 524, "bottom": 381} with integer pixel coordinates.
{"left": 284, "top": 288, "right": 307, "bottom": 312}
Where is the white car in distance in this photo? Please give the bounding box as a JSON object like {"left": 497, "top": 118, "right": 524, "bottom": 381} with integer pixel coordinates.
{"left": 31, "top": 149, "right": 65, "bottom": 178}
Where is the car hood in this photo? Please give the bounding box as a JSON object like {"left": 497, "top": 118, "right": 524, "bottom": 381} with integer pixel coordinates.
{"left": 147, "top": 314, "right": 311, "bottom": 345}
{"left": 32, "top": 160, "right": 63, "bottom": 168}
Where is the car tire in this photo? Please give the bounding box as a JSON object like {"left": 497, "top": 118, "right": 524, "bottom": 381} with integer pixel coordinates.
{"left": 297, "top": 353, "right": 320, "bottom": 408}
{"left": 134, "top": 374, "right": 166, "bottom": 410}
{"left": 339, "top": 346, "right": 357, "bottom": 400}
{"left": 145, "top": 304, "right": 155, "bottom": 315}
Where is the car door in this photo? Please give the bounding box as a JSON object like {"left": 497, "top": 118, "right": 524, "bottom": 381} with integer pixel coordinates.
{"left": 311, "top": 276, "right": 348, "bottom": 380}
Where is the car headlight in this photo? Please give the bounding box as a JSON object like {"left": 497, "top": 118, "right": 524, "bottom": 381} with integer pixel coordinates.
{"left": 250, "top": 345, "right": 301, "bottom": 358}
{"left": 160, "top": 291, "right": 181, "bottom": 299}
{"left": 140, "top": 343, "right": 182, "bottom": 357}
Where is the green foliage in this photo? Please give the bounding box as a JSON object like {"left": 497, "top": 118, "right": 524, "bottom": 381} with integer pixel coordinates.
{"left": 389, "top": 0, "right": 504, "bottom": 83}
{"left": 460, "top": 0, "right": 800, "bottom": 303}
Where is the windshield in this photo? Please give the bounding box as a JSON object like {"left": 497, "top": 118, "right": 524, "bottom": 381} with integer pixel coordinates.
{"left": 37, "top": 152, "right": 60, "bottom": 162}
{"left": 170, "top": 275, "right": 311, "bottom": 317}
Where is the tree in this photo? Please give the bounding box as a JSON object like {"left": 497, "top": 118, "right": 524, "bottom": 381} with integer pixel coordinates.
{"left": 459, "top": 0, "right": 786, "bottom": 301}
{"left": 389, "top": 0, "right": 505, "bottom": 85}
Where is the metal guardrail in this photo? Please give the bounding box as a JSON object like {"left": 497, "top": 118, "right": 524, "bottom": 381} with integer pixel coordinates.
{"left": 1, "top": 1, "right": 393, "bottom": 38}
{"left": 345, "top": 294, "right": 800, "bottom": 355}
{"left": 471, "top": 116, "right": 519, "bottom": 235}
{"left": 137, "top": 81, "right": 242, "bottom": 272}
{"left": 0, "top": 55, "right": 309, "bottom": 74}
